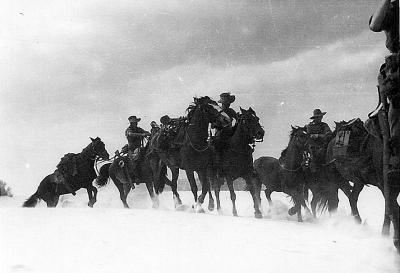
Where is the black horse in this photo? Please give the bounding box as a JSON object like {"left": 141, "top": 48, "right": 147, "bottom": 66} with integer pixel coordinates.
{"left": 326, "top": 118, "right": 399, "bottom": 250}
{"left": 254, "top": 126, "right": 310, "bottom": 222}
{"left": 95, "top": 141, "right": 169, "bottom": 209}
{"left": 304, "top": 122, "right": 353, "bottom": 218}
{"left": 23, "top": 137, "right": 109, "bottom": 207}
{"left": 147, "top": 96, "right": 229, "bottom": 211}
{"left": 209, "top": 107, "right": 265, "bottom": 218}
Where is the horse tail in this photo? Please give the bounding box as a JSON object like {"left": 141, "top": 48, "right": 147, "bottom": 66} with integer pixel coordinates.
{"left": 155, "top": 164, "right": 167, "bottom": 194}
{"left": 314, "top": 194, "right": 329, "bottom": 214}
{"left": 23, "top": 192, "right": 40, "bottom": 207}
{"left": 96, "top": 163, "right": 111, "bottom": 187}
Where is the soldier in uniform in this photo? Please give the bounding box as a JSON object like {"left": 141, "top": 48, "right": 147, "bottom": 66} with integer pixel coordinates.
{"left": 306, "top": 109, "right": 332, "bottom": 172}
{"left": 212, "top": 92, "right": 238, "bottom": 167}
{"left": 370, "top": 0, "right": 399, "bottom": 180}
{"left": 125, "top": 116, "right": 151, "bottom": 184}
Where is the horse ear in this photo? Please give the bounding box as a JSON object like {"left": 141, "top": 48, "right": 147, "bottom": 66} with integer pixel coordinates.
{"left": 90, "top": 137, "right": 95, "bottom": 142}
{"left": 249, "top": 107, "right": 253, "bottom": 112}
{"left": 240, "top": 107, "right": 244, "bottom": 112}
{"left": 291, "top": 125, "right": 295, "bottom": 130}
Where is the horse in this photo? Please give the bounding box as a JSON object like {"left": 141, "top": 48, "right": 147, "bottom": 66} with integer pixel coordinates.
{"left": 95, "top": 140, "right": 170, "bottom": 209}
{"left": 303, "top": 122, "right": 353, "bottom": 218}
{"left": 254, "top": 126, "right": 310, "bottom": 222}
{"left": 209, "top": 107, "right": 265, "bottom": 218}
{"left": 147, "top": 119, "right": 219, "bottom": 211}
{"left": 326, "top": 118, "right": 399, "bottom": 247}
{"left": 23, "top": 137, "right": 110, "bottom": 208}
{"left": 154, "top": 96, "right": 229, "bottom": 212}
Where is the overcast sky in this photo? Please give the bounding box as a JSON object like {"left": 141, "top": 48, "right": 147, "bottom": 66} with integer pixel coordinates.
{"left": 0, "top": 0, "right": 389, "bottom": 194}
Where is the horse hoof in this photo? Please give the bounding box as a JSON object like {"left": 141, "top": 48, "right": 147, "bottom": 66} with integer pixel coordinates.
{"left": 254, "top": 212, "right": 262, "bottom": 219}
{"left": 233, "top": 211, "right": 238, "bottom": 217}
{"left": 88, "top": 202, "right": 94, "bottom": 208}
{"left": 288, "top": 207, "right": 297, "bottom": 216}
{"left": 208, "top": 204, "right": 215, "bottom": 211}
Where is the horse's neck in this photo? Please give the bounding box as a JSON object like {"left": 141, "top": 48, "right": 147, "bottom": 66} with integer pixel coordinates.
{"left": 79, "top": 145, "right": 96, "bottom": 166}
{"left": 282, "top": 140, "right": 302, "bottom": 167}
{"left": 229, "top": 123, "right": 248, "bottom": 148}
{"left": 187, "top": 109, "right": 209, "bottom": 141}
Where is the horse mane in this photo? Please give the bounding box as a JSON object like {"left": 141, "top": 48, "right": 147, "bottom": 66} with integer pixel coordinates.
{"left": 280, "top": 127, "right": 301, "bottom": 158}
{"left": 186, "top": 96, "right": 216, "bottom": 121}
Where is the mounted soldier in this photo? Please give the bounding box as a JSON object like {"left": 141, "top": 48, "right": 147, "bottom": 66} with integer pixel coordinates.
{"left": 369, "top": 0, "right": 399, "bottom": 181}
{"left": 212, "top": 93, "right": 237, "bottom": 148}
{"left": 125, "top": 115, "right": 151, "bottom": 184}
{"left": 306, "top": 109, "right": 332, "bottom": 172}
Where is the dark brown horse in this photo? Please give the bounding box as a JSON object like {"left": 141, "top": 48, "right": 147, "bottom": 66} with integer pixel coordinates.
{"left": 254, "top": 126, "right": 310, "bottom": 222}
{"left": 210, "top": 107, "right": 265, "bottom": 218}
{"left": 172, "top": 96, "right": 229, "bottom": 212}
{"left": 304, "top": 122, "right": 353, "bottom": 218}
{"left": 95, "top": 141, "right": 169, "bottom": 208}
{"left": 23, "top": 137, "right": 110, "bottom": 207}
{"left": 326, "top": 118, "right": 399, "bottom": 249}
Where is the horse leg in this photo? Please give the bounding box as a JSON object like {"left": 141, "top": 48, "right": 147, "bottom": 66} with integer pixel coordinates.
{"left": 310, "top": 191, "right": 318, "bottom": 218}
{"left": 349, "top": 182, "right": 364, "bottom": 224}
{"left": 86, "top": 186, "right": 98, "bottom": 207}
{"left": 86, "top": 187, "right": 95, "bottom": 207}
{"left": 145, "top": 181, "right": 159, "bottom": 209}
{"left": 169, "top": 167, "right": 182, "bottom": 208}
{"left": 208, "top": 188, "right": 215, "bottom": 211}
{"left": 247, "top": 175, "right": 262, "bottom": 219}
{"left": 264, "top": 189, "right": 273, "bottom": 207}
{"left": 185, "top": 171, "right": 198, "bottom": 203}
{"left": 114, "top": 178, "right": 130, "bottom": 208}
{"left": 226, "top": 178, "right": 238, "bottom": 216}
{"left": 197, "top": 171, "right": 209, "bottom": 206}
{"left": 327, "top": 183, "right": 339, "bottom": 215}
{"left": 215, "top": 181, "right": 222, "bottom": 212}
{"left": 296, "top": 197, "right": 303, "bottom": 222}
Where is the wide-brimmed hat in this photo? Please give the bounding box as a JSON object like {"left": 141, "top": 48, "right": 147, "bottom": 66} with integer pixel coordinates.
{"left": 218, "top": 92, "right": 235, "bottom": 104}
{"left": 160, "top": 115, "right": 171, "bottom": 125}
{"left": 310, "top": 109, "right": 327, "bottom": 119}
{"left": 128, "top": 115, "right": 141, "bottom": 122}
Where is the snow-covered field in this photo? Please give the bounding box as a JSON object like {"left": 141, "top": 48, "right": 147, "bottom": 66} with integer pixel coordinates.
{"left": 0, "top": 184, "right": 399, "bottom": 273}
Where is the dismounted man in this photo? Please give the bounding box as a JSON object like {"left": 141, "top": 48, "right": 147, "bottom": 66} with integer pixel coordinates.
{"left": 369, "top": 0, "right": 399, "bottom": 180}
{"left": 306, "top": 109, "right": 332, "bottom": 171}
{"left": 125, "top": 115, "right": 151, "bottom": 183}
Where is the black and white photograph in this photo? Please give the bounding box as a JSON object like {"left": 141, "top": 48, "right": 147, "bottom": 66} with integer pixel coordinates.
{"left": 0, "top": 0, "right": 399, "bottom": 272}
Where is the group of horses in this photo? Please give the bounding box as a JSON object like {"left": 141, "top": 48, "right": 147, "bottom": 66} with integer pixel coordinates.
{"left": 22, "top": 96, "right": 399, "bottom": 252}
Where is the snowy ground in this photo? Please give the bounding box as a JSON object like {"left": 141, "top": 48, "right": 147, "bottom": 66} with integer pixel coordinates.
{"left": 0, "top": 184, "right": 399, "bottom": 273}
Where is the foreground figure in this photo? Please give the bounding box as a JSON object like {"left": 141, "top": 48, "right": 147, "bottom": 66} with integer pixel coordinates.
{"left": 23, "top": 137, "right": 109, "bottom": 207}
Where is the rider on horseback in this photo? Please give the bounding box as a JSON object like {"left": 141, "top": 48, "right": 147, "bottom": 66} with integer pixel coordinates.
{"left": 306, "top": 109, "right": 332, "bottom": 172}
{"left": 212, "top": 92, "right": 238, "bottom": 167}
{"left": 125, "top": 115, "right": 151, "bottom": 184}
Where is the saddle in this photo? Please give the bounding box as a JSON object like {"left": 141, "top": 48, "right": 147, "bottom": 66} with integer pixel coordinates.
{"left": 333, "top": 119, "right": 369, "bottom": 158}
{"left": 56, "top": 153, "right": 79, "bottom": 178}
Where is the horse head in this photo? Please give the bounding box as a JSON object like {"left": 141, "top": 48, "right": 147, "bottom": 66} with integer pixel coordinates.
{"left": 89, "top": 137, "right": 109, "bottom": 160}
{"left": 289, "top": 125, "right": 308, "bottom": 149}
{"left": 237, "top": 107, "right": 265, "bottom": 143}
{"left": 187, "top": 96, "right": 230, "bottom": 127}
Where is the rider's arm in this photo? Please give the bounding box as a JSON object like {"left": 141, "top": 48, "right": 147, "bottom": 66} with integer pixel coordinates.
{"left": 369, "top": 0, "right": 391, "bottom": 32}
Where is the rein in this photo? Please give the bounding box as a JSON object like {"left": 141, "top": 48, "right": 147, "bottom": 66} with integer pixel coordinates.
{"left": 185, "top": 127, "right": 209, "bottom": 152}
{"left": 278, "top": 156, "right": 303, "bottom": 172}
